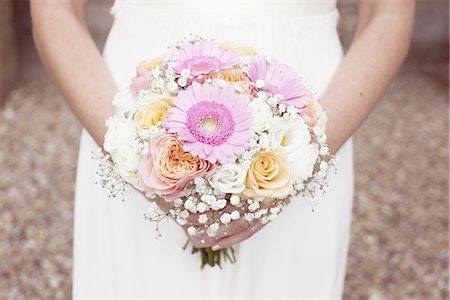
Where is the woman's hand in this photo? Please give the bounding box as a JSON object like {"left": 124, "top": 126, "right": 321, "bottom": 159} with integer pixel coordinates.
{"left": 153, "top": 196, "right": 253, "bottom": 249}
{"left": 185, "top": 207, "right": 250, "bottom": 249}
{"left": 185, "top": 199, "right": 289, "bottom": 250}
{"left": 210, "top": 199, "right": 290, "bottom": 250}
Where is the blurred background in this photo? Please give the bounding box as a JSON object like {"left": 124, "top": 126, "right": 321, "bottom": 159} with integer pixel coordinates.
{"left": 0, "top": 0, "right": 448, "bottom": 299}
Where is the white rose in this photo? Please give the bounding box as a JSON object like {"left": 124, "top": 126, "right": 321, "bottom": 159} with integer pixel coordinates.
{"left": 248, "top": 99, "right": 273, "bottom": 132}
{"left": 268, "top": 116, "right": 319, "bottom": 181}
{"left": 112, "top": 88, "right": 137, "bottom": 118}
{"left": 104, "top": 116, "right": 137, "bottom": 154}
{"left": 208, "top": 164, "right": 247, "bottom": 194}
{"left": 112, "top": 143, "right": 143, "bottom": 190}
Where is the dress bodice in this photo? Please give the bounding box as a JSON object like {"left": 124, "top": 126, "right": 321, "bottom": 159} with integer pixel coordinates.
{"left": 112, "top": 0, "right": 337, "bottom": 18}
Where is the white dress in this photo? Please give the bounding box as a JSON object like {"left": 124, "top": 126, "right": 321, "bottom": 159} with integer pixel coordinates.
{"left": 73, "top": 1, "right": 354, "bottom": 299}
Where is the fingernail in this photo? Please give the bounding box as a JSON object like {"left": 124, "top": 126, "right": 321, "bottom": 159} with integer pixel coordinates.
{"left": 212, "top": 244, "right": 221, "bottom": 251}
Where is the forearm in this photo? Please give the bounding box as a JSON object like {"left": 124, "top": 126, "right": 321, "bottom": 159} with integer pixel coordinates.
{"left": 322, "top": 0, "right": 414, "bottom": 154}
{"left": 31, "top": 0, "right": 116, "bottom": 147}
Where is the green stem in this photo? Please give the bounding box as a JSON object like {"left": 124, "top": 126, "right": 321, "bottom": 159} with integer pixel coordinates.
{"left": 182, "top": 241, "right": 237, "bottom": 269}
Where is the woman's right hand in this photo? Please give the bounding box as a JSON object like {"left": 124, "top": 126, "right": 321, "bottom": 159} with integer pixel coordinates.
{"left": 153, "top": 197, "right": 250, "bottom": 249}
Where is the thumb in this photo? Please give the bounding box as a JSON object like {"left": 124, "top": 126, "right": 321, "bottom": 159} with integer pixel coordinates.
{"left": 211, "top": 222, "right": 263, "bottom": 250}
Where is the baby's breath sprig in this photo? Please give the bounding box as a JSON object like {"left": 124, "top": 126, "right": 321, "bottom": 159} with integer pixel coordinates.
{"left": 92, "top": 148, "right": 129, "bottom": 201}
{"left": 144, "top": 200, "right": 169, "bottom": 239}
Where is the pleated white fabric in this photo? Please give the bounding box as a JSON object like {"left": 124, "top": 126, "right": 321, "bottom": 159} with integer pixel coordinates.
{"left": 73, "top": 1, "right": 354, "bottom": 299}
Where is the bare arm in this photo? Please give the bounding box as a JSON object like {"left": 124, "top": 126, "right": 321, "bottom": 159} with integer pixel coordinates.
{"left": 30, "top": 0, "right": 116, "bottom": 147}
{"left": 322, "top": 0, "right": 415, "bottom": 154}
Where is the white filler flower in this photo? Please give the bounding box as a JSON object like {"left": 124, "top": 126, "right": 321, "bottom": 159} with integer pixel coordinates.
{"left": 104, "top": 116, "right": 137, "bottom": 155}
{"left": 268, "top": 117, "right": 319, "bottom": 181}
{"left": 112, "top": 143, "right": 142, "bottom": 189}
{"left": 113, "top": 88, "right": 138, "bottom": 117}
{"left": 248, "top": 98, "right": 273, "bottom": 133}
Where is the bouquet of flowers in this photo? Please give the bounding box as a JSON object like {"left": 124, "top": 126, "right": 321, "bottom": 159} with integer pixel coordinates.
{"left": 95, "top": 34, "right": 337, "bottom": 268}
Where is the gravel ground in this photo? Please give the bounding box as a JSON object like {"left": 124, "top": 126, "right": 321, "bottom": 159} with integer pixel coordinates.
{"left": 0, "top": 1, "right": 448, "bottom": 299}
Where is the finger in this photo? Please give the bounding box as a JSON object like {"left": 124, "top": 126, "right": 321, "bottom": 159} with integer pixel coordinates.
{"left": 215, "top": 218, "right": 249, "bottom": 238}
{"left": 186, "top": 205, "right": 242, "bottom": 226}
{"left": 186, "top": 210, "right": 216, "bottom": 226}
{"left": 211, "top": 223, "right": 264, "bottom": 250}
{"left": 154, "top": 198, "right": 174, "bottom": 214}
{"left": 185, "top": 226, "right": 224, "bottom": 248}
{"left": 191, "top": 238, "right": 215, "bottom": 248}
{"left": 187, "top": 232, "right": 215, "bottom": 248}
{"left": 186, "top": 219, "right": 247, "bottom": 248}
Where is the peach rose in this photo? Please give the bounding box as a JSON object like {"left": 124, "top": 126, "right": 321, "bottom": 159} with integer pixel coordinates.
{"left": 131, "top": 57, "right": 164, "bottom": 96}
{"left": 134, "top": 98, "right": 174, "bottom": 130}
{"left": 221, "top": 41, "right": 259, "bottom": 57}
{"left": 138, "top": 133, "right": 215, "bottom": 200}
{"left": 243, "top": 150, "right": 293, "bottom": 202}
{"left": 136, "top": 57, "right": 164, "bottom": 77}
{"left": 207, "top": 68, "right": 251, "bottom": 92}
{"left": 299, "top": 98, "right": 325, "bottom": 127}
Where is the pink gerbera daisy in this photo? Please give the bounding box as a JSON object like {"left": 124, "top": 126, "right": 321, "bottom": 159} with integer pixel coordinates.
{"left": 165, "top": 81, "right": 253, "bottom": 164}
{"left": 171, "top": 40, "right": 240, "bottom": 79}
{"left": 247, "top": 57, "right": 307, "bottom": 109}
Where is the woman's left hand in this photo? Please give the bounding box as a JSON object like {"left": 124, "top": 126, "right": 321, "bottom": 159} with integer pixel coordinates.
{"left": 211, "top": 198, "right": 290, "bottom": 250}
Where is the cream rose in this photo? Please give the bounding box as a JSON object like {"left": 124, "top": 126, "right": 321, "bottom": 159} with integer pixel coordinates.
{"left": 134, "top": 98, "right": 174, "bottom": 130}
{"left": 136, "top": 57, "right": 164, "bottom": 77}
{"left": 243, "top": 150, "right": 293, "bottom": 202}
{"left": 208, "top": 163, "right": 247, "bottom": 194}
{"left": 138, "top": 91, "right": 172, "bottom": 106}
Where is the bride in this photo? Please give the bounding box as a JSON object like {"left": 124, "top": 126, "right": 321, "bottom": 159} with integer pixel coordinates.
{"left": 31, "top": 0, "right": 414, "bottom": 299}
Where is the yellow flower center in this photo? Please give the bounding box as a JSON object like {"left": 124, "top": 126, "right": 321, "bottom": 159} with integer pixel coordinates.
{"left": 202, "top": 118, "right": 217, "bottom": 132}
